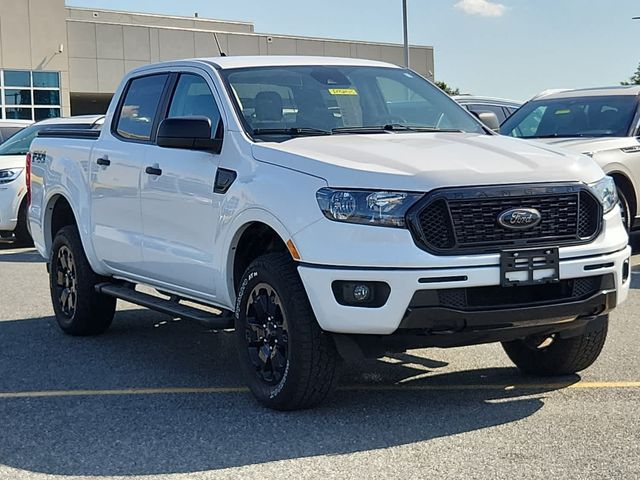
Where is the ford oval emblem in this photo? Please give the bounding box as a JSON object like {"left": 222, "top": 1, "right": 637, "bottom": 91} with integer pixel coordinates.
{"left": 497, "top": 208, "right": 542, "bottom": 230}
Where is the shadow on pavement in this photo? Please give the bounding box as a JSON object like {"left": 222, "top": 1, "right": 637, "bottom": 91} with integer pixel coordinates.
{"left": 0, "top": 244, "right": 43, "bottom": 263}
{"left": 0, "top": 311, "right": 579, "bottom": 476}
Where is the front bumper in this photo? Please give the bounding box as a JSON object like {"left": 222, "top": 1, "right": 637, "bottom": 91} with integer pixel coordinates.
{"left": 297, "top": 245, "right": 631, "bottom": 335}
{"left": 0, "top": 175, "right": 25, "bottom": 232}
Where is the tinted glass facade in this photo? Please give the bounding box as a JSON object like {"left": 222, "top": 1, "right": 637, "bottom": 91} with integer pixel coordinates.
{"left": 1, "top": 70, "right": 61, "bottom": 121}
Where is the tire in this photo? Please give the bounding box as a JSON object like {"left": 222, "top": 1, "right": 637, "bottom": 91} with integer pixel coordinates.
{"left": 13, "top": 200, "right": 33, "bottom": 247}
{"left": 49, "top": 225, "right": 116, "bottom": 336}
{"left": 502, "top": 316, "right": 608, "bottom": 376}
{"left": 234, "top": 252, "right": 338, "bottom": 410}
{"left": 617, "top": 187, "right": 632, "bottom": 232}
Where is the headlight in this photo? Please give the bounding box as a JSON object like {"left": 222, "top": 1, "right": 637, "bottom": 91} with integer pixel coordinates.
{"left": 316, "top": 188, "right": 422, "bottom": 228}
{"left": 0, "top": 168, "right": 23, "bottom": 184}
{"left": 589, "top": 176, "right": 618, "bottom": 214}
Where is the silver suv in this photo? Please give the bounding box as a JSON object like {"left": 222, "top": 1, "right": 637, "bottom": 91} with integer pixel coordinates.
{"left": 501, "top": 86, "right": 640, "bottom": 230}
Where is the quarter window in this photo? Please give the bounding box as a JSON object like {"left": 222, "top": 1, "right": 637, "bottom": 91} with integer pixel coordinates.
{"left": 167, "top": 74, "right": 221, "bottom": 134}
{"left": 116, "top": 74, "right": 169, "bottom": 141}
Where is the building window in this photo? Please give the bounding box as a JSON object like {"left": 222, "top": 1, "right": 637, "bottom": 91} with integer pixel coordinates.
{"left": 1, "top": 70, "right": 61, "bottom": 121}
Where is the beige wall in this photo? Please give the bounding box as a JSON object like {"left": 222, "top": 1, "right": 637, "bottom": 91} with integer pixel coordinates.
{"left": 65, "top": 7, "right": 254, "bottom": 33}
{"left": 0, "top": 1, "right": 435, "bottom": 115}
{"left": 67, "top": 20, "right": 435, "bottom": 95}
{"left": 0, "top": 0, "right": 71, "bottom": 115}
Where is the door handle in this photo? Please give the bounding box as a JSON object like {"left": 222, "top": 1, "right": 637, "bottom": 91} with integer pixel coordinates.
{"left": 145, "top": 166, "right": 162, "bottom": 176}
{"left": 96, "top": 157, "right": 110, "bottom": 166}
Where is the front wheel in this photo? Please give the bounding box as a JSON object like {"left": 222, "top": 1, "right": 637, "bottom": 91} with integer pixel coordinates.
{"left": 234, "top": 253, "right": 338, "bottom": 410}
{"left": 502, "top": 316, "right": 608, "bottom": 376}
{"left": 50, "top": 225, "right": 116, "bottom": 336}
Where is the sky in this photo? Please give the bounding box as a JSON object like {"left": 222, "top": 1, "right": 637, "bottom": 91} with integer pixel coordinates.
{"left": 65, "top": 0, "right": 640, "bottom": 101}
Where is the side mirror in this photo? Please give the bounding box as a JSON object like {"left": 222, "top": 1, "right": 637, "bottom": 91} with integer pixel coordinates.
{"left": 157, "top": 116, "right": 223, "bottom": 153}
{"left": 475, "top": 112, "right": 501, "bottom": 133}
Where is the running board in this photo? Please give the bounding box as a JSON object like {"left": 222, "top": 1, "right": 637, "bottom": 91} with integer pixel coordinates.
{"left": 96, "top": 283, "right": 234, "bottom": 329}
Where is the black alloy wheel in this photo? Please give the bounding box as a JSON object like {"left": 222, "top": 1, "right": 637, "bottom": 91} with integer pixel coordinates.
{"left": 54, "top": 245, "right": 78, "bottom": 318}
{"left": 244, "top": 283, "right": 289, "bottom": 384}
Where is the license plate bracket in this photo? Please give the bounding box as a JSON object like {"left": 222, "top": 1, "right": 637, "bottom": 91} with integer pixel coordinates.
{"left": 500, "top": 247, "right": 560, "bottom": 287}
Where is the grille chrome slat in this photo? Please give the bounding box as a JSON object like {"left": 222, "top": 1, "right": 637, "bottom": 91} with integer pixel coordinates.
{"left": 408, "top": 184, "right": 602, "bottom": 255}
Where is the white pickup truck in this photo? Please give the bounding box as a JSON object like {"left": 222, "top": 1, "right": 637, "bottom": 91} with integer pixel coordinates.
{"left": 28, "top": 56, "right": 630, "bottom": 410}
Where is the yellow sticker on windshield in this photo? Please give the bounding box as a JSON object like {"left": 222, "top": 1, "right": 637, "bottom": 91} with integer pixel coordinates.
{"left": 554, "top": 109, "right": 571, "bottom": 115}
{"left": 328, "top": 88, "right": 358, "bottom": 96}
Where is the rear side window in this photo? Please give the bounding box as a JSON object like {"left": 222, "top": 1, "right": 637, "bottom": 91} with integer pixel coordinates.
{"left": 116, "top": 74, "right": 168, "bottom": 141}
{"left": 167, "top": 74, "right": 221, "bottom": 134}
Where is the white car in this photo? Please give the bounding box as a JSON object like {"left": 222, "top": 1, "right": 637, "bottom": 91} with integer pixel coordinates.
{"left": 0, "top": 116, "right": 103, "bottom": 244}
{"left": 28, "top": 57, "right": 630, "bottom": 410}
{"left": 0, "top": 120, "right": 32, "bottom": 145}
{"left": 501, "top": 86, "right": 640, "bottom": 230}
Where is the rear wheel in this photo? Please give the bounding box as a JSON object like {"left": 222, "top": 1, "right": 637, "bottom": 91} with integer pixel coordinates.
{"left": 502, "top": 316, "right": 608, "bottom": 376}
{"left": 235, "top": 253, "right": 338, "bottom": 410}
{"left": 50, "top": 225, "right": 116, "bottom": 335}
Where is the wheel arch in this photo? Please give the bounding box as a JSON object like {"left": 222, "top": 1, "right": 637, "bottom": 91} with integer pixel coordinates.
{"left": 45, "top": 194, "right": 78, "bottom": 253}
{"left": 229, "top": 221, "right": 290, "bottom": 295}
{"left": 609, "top": 171, "right": 637, "bottom": 221}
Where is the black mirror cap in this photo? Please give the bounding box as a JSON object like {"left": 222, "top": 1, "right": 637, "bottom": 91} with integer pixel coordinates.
{"left": 157, "top": 116, "right": 223, "bottom": 153}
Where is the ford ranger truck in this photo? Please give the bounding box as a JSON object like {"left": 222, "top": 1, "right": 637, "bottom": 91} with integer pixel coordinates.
{"left": 28, "top": 57, "right": 631, "bottom": 410}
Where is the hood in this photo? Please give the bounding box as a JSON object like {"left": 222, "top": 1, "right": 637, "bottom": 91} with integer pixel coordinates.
{"left": 0, "top": 154, "right": 26, "bottom": 171}
{"left": 530, "top": 136, "right": 638, "bottom": 155}
{"left": 252, "top": 132, "right": 604, "bottom": 191}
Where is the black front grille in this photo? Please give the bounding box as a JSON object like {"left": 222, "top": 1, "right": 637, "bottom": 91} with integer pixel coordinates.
{"left": 408, "top": 184, "right": 602, "bottom": 254}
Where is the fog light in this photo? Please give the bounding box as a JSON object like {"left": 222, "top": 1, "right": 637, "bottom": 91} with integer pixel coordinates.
{"left": 331, "top": 281, "right": 391, "bottom": 308}
{"left": 353, "top": 284, "right": 371, "bottom": 302}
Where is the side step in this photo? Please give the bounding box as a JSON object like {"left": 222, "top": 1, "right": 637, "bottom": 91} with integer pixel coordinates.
{"left": 96, "top": 283, "right": 234, "bottom": 329}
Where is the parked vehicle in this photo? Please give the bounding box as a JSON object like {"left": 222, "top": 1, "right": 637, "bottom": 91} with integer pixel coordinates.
{"left": 0, "top": 116, "right": 103, "bottom": 244}
{"left": 501, "top": 86, "right": 640, "bottom": 230}
{"left": 0, "top": 120, "right": 32, "bottom": 145}
{"left": 29, "top": 57, "right": 630, "bottom": 410}
{"left": 454, "top": 95, "right": 521, "bottom": 130}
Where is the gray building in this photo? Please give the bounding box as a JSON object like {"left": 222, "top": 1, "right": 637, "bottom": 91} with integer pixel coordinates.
{"left": 0, "top": 0, "right": 435, "bottom": 119}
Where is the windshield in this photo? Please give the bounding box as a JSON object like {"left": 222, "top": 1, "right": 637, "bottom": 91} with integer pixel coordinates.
{"left": 219, "top": 65, "right": 485, "bottom": 139}
{"left": 501, "top": 95, "right": 638, "bottom": 139}
{"left": 0, "top": 122, "right": 98, "bottom": 156}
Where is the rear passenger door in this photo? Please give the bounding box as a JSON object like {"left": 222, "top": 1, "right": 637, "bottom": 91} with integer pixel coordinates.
{"left": 138, "top": 71, "right": 224, "bottom": 297}
{"left": 90, "top": 73, "right": 169, "bottom": 274}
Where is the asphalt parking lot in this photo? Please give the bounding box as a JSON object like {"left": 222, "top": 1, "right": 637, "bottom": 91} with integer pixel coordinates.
{"left": 1, "top": 240, "right": 639, "bottom": 480}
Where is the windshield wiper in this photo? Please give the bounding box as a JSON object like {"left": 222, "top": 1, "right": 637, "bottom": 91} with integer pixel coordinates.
{"left": 332, "top": 124, "right": 463, "bottom": 134}
{"left": 526, "top": 133, "right": 596, "bottom": 139}
{"left": 251, "top": 127, "right": 332, "bottom": 137}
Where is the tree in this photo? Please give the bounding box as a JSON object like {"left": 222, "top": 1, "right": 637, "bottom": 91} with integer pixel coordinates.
{"left": 435, "top": 81, "right": 460, "bottom": 96}
{"left": 621, "top": 62, "right": 640, "bottom": 85}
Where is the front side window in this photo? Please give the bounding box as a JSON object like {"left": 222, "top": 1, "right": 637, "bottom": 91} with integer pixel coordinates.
{"left": 167, "top": 74, "right": 221, "bottom": 134}
{"left": 220, "top": 65, "right": 485, "bottom": 140}
{"left": 502, "top": 95, "right": 637, "bottom": 138}
{"left": 116, "top": 74, "right": 168, "bottom": 141}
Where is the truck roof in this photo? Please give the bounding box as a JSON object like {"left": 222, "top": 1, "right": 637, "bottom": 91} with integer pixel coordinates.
{"left": 131, "top": 56, "right": 400, "bottom": 74}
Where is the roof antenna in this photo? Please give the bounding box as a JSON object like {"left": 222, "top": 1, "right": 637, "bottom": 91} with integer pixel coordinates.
{"left": 213, "top": 33, "right": 227, "bottom": 57}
